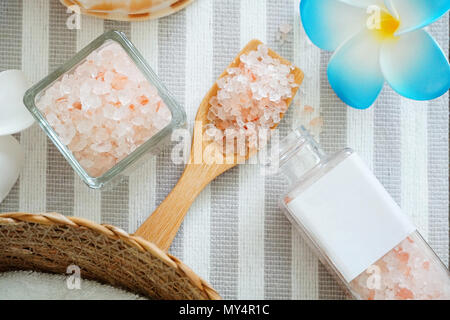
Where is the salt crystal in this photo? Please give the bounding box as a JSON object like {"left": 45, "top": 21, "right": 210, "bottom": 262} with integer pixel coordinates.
{"left": 76, "top": 119, "right": 93, "bottom": 134}
{"left": 59, "top": 125, "right": 76, "bottom": 145}
{"left": 91, "top": 141, "right": 112, "bottom": 153}
{"left": 94, "top": 128, "right": 109, "bottom": 142}
{"left": 36, "top": 41, "right": 172, "bottom": 177}
{"left": 81, "top": 94, "right": 102, "bottom": 110}
{"left": 93, "top": 81, "right": 109, "bottom": 95}
{"left": 131, "top": 116, "right": 145, "bottom": 126}
{"left": 112, "top": 106, "right": 130, "bottom": 121}
{"left": 69, "top": 136, "right": 88, "bottom": 152}
{"left": 46, "top": 113, "right": 60, "bottom": 126}
{"left": 277, "top": 23, "right": 293, "bottom": 46}
{"left": 79, "top": 158, "right": 94, "bottom": 168}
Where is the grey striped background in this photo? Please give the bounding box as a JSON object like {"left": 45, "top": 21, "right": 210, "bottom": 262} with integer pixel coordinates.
{"left": 0, "top": 0, "right": 448, "bottom": 299}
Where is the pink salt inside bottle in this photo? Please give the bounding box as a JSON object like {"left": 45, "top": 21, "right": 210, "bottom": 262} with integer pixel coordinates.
{"left": 350, "top": 232, "right": 450, "bottom": 300}
{"left": 279, "top": 129, "right": 450, "bottom": 300}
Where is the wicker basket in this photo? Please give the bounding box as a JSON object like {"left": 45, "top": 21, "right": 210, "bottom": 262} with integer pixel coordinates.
{"left": 0, "top": 212, "right": 220, "bottom": 299}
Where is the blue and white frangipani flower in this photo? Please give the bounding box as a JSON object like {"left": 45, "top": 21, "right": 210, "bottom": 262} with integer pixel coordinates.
{"left": 300, "top": 0, "right": 450, "bottom": 109}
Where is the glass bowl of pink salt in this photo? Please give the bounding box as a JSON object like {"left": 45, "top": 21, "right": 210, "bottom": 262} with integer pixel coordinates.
{"left": 23, "top": 30, "right": 186, "bottom": 189}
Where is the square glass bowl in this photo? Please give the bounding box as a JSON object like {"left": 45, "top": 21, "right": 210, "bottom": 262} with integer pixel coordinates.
{"left": 23, "top": 30, "right": 186, "bottom": 189}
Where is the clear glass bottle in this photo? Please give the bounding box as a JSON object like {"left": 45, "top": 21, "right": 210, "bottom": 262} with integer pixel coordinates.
{"left": 273, "top": 126, "right": 450, "bottom": 300}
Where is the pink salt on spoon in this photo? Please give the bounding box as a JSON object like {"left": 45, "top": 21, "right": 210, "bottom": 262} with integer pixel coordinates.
{"left": 36, "top": 41, "right": 172, "bottom": 177}
{"left": 134, "top": 39, "right": 304, "bottom": 251}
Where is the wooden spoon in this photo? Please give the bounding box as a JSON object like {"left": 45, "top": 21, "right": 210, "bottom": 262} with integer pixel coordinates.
{"left": 134, "top": 39, "right": 304, "bottom": 251}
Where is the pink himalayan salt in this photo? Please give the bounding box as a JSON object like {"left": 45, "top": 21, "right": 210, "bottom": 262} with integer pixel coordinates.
{"left": 309, "top": 116, "right": 323, "bottom": 128}
{"left": 277, "top": 23, "right": 293, "bottom": 45}
{"left": 206, "top": 44, "right": 298, "bottom": 152}
{"left": 303, "top": 105, "right": 314, "bottom": 113}
{"left": 350, "top": 232, "right": 450, "bottom": 300}
{"left": 36, "top": 41, "right": 171, "bottom": 177}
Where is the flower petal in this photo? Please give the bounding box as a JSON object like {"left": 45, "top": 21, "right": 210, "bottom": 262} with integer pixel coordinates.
{"left": 380, "top": 30, "right": 450, "bottom": 100}
{"left": 327, "top": 30, "right": 384, "bottom": 109}
{"left": 341, "top": 0, "right": 385, "bottom": 9}
{"left": 300, "top": 0, "right": 367, "bottom": 51}
{"left": 390, "top": 0, "right": 450, "bottom": 35}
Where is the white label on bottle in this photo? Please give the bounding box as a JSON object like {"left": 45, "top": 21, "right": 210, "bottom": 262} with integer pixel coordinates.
{"left": 287, "top": 153, "right": 416, "bottom": 282}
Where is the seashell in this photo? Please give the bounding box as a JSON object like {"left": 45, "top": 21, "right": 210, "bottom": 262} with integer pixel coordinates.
{"left": 60, "top": 0, "right": 196, "bottom": 21}
{"left": 0, "top": 135, "right": 25, "bottom": 204}
{"left": 0, "top": 70, "right": 35, "bottom": 136}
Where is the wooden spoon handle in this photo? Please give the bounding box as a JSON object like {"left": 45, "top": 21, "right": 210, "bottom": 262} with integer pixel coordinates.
{"left": 134, "top": 163, "right": 217, "bottom": 251}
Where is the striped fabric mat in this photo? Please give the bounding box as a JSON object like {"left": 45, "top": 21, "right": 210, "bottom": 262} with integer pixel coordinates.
{"left": 0, "top": 0, "right": 448, "bottom": 299}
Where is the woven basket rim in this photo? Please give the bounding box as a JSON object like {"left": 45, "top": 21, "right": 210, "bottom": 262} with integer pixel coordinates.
{"left": 0, "top": 212, "right": 220, "bottom": 300}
